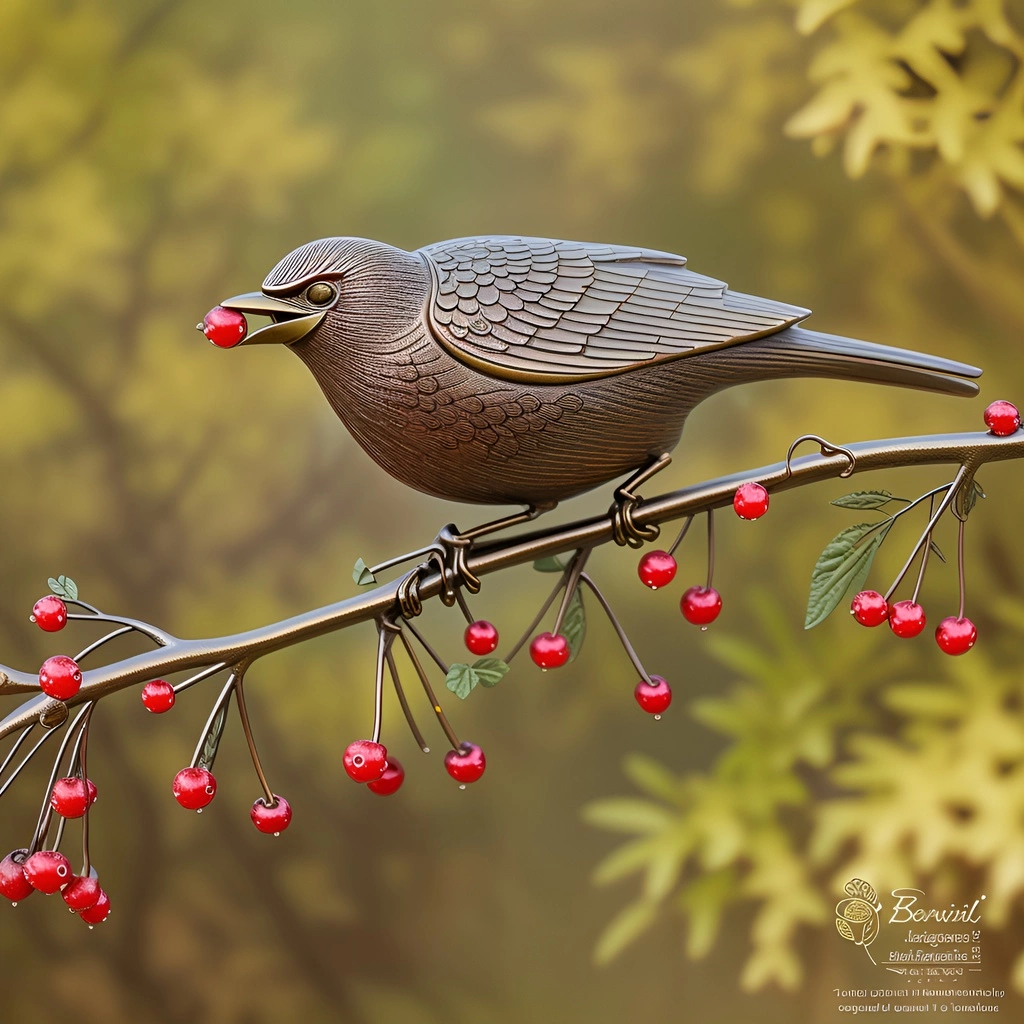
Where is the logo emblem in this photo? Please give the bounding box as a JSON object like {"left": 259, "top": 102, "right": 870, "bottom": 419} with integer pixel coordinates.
{"left": 836, "top": 878, "right": 882, "bottom": 965}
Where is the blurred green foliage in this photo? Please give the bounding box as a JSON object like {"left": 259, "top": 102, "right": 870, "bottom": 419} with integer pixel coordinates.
{"left": 0, "top": 1, "right": 1022, "bottom": 1022}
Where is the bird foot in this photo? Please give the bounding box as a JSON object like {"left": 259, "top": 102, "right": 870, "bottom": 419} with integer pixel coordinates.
{"left": 394, "top": 525, "right": 479, "bottom": 619}
{"left": 609, "top": 453, "right": 672, "bottom": 548}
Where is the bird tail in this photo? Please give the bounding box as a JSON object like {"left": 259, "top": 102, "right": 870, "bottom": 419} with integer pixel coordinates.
{"left": 758, "top": 325, "right": 981, "bottom": 398}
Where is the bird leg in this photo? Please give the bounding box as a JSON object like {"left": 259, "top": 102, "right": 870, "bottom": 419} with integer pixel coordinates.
{"left": 609, "top": 453, "right": 672, "bottom": 548}
{"left": 371, "top": 504, "right": 556, "bottom": 619}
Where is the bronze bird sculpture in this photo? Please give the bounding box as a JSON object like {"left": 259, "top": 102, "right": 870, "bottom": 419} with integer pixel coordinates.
{"left": 203, "top": 235, "right": 980, "bottom": 595}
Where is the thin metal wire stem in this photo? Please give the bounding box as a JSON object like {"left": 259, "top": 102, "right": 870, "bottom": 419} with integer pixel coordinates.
{"left": 0, "top": 724, "right": 34, "bottom": 780}
{"left": 705, "top": 510, "right": 716, "bottom": 590}
{"left": 397, "top": 629, "right": 460, "bottom": 750}
{"left": 28, "top": 705, "right": 92, "bottom": 854}
{"left": 957, "top": 518, "right": 967, "bottom": 619}
{"left": 79, "top": 706, "right": 92, "bottom": 875}
{"left": 502, "top": 573, "right": 569, "bottom": 664}
{"left": 370, "top": 627, "right": 389, "bottom": 745}
{"left": 551, "top": 549, "right": 589, "bottom": 636}
{"left": 403, "top": 619, "right": 449, "bottom": 674}
{"left": 885, "top": 466, "right": 968, "bottom": 602}
{"left": 453, "top": 588, "right": 475, "bottom": 626}
{"left": 667, "top": 516, "right": 693, "bottom": 557}
{"left": 74, "top": 626, "right": 133, "bottom": 663}
{"left": 44, "top": 703, "right": 94, "bottom": 854}
{"left": 386, "top": 647, "right": 428, "bottom": 752}
{"left": 65, "top": 612, "right": 168, "bottom": 646}
{"left": 578, "top": 573, "right": 651, "bottom": 684}
{"left": 0, "top": 727, "right": 61, "bottom": 800}
{"left": 191, "top": 675, "right": 237, "bottom": 769}
{"left": 173, "top": 662, "right": 228, "bottom": 694}
{"left": 911, "top": 530, "right": 934, "bottom": 605}
{"left": 234, "top": 672, "right": 274, "bottom": 806}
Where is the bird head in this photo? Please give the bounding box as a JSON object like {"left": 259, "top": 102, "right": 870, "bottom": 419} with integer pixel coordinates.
{"left": 199, "top": 236, "right": 428, "bottom": 354}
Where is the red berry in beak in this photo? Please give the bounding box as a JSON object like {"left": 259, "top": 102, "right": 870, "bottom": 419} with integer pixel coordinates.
{"left": 200, "top": 306, "right": 247, "bottom": 348}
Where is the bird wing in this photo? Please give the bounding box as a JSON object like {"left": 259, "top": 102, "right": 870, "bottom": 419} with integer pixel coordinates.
{"left": 419, "top": 236, "right": 811, "bottom": 383}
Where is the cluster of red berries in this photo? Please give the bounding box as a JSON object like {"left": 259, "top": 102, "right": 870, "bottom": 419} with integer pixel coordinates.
{"left": 850, "top": 591, "right": 977, "bottom": 655}
{"left": 31, "top": 595, "right": 87, "bottom": 700}
{"left": 0, "top": 849, "right": 110, "bottom": 923}
{"left": 168, "top": 765, "right": 293, "bottom": 833}
{"left": 342, "top": 738, "right": 485, "bottom": 789}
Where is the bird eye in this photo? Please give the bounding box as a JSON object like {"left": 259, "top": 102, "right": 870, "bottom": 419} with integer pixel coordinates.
{"left": 306, "top": 282, "right": 336, "bottom": 305}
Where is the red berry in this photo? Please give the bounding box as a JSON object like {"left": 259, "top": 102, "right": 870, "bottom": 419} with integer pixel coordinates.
{"left": 0, "top": 850, "right": 35, "bottom": 903}
{"left": 367, "top": 759, "right": 405, "bottom": 796}
{"left": 32, "top": 595, "right": 67, "bottom": 632}
{"left": 444, "top": 742, "right": 486, "bottom": 784}
{"left": 935, "top": 616, "right": 977, "bottom": 656}
{"left": 172, "top": 767, "right": 217, "bottom": 810}
{"left": 529, "top": 632, "right": 570, "bottom": 669}
{"left": 87, "top": 779, "right": 98, "bottom": 806}
{"left": 343, "top": 740, "right": 388, "bottom": 783}
{"left": 141, "top": 679, "right": 175, "bottom": 713}
{"left": 250, "top": 795, "right": 292, "bottom": 834}
{"left": 62, "top": 875, "right": 101, "bottom": 912}
{"left": 464, "top": 620, "right": 499, "bottom": 656}
{"left": 201, "top": 306, "right": 247, "bottom": 348}
{"left": 50, "top": 777, "right": 93, "bottom": 818}
{"left": 22, "top": 850, "right": 72, "bottom": 894}
{"left": 984, "top": 400, "right": 1020, "bottom": 437}
{"left": 734, "top": 482, "right": 769, "bottom": 520}
{"left": 637, "top": 550, "right": 678, "bottom": 590}
{"left": 889, "top": 600, "right": 926, "bottom": 638}
{"left": 851, "top": 590, "right": 889, "bottom": 627}
{"left": 79, "top": 889, "right": 110, "bottom": 925}
{"left": 38, "top": 655, "right": 82, "bottom": 701}
{"left": 634, "top": 675, "right": 672, "bottom": 715}
{"left": 680, "top": 586, "right": 722, "bottom": 626}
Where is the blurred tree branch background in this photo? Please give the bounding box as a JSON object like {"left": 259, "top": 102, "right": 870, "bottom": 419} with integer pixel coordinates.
{"left": 0, "top": 1, "right": 1021, "bottom": 1022}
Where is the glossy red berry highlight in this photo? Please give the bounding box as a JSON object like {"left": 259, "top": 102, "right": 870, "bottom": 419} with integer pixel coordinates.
{"left": 38, "top": 655, "right": 82, "bottom": 700}
{"left": 464, "top": 620, "right": 499, "bottom": 656}
{"left": 367, "top": 759, "right": 405, "bottom": 796}
{"left": 23, "top": 850, "right": 72, "bottom": 894}
{"left": 50, "top": 777, "right": 93, "bottom": 818}
{"left": 444, "top": 742, "right": 486, "bottom": 784}
{"left": 889, "top": 600, "right": 926, "bottom": 638}
{"left": 172, "top": 767, "right": 217, "bottom": 810}
{"left": 0, "top": 850, "right": 35, "bottom": 903}
{"left": 529, "top": 632, "right": 570, "bottom": 669}
{"left": 251, "top": 795, "right": 292, "bottom": 834}
{"left": 79, "top": 889, "right": 110, "bottom": 924}
{"left": 62, "top": 875, "right": 101, "bottom": 912}
{"left": 141, "top": 679, "right": 175, "bottom": 713}
{"left": 634, "top": 675, "right": 672, "bottom": 715}
{"left": 637, "top": 550, "right": 678, "bottom": 590}
{"left": 984, "top": 400, "right": 1020, "bottom": 437}
{"left": 935, "top": 616, "right": 977, "bottom": 655}
{"left": 851, "top": 590, "right": 889, "bottom": 627}
{"left": 681, "top": 586, "right": 722, "bottom": 625}
{"left": 201, "top": 306, "right": 247, "bottom": 348}
{"left": 31, "top": 595, "right": 67, "bottom": 632}
{"left": 343, "top": 740, "right": 388, "bottom": 783}
{"left": 734, "top": 482, "right": 769, "bottom": 520}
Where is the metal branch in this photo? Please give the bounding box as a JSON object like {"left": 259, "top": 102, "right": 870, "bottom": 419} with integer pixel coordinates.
{"left": 1, "top": 427, "right": 1022, "bottom": 741}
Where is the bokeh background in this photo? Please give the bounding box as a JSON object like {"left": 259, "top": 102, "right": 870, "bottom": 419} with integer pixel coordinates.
{"left": 1, "top": 1, "right": 1023, "bottom": 1021}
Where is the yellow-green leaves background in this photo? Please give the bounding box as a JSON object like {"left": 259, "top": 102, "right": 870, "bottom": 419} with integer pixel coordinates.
{"left": 1, "top": 2, "right": 1022, "bottom": 1022}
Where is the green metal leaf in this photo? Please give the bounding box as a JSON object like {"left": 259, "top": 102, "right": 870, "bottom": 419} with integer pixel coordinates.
{"left": 445, "top": 658, "right": 509, "bottom": 699}
{"left": 830, "top": 490, "right": 907, "bottom": 510}
{"left": 352, "top": 558, "right": 376, "bottom": 586}
{"left": 533, "top": 555, "right": 568, "bottom": 573}
{"left": 563, "top": 587, "right": 586, "bottom": 661}
{"left": 197, "top": 702, "right": 229, "bottom": 771}
{"left": 928, "top": 539, "right": 946, "bottom": 564}
{"left": 48, "top": 575, "right": 79, "bottom": 601}
{"left": 804, "top": 522, "right": 889, "bottom": 630}
{"left": 472, "top": 657, "right": 509, "bottom": 687}
{"left": 963, "top": 479, "right": 986, "bottom": 517}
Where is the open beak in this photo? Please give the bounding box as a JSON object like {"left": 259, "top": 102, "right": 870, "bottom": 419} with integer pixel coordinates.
{"left": 218, "top": 292, "right": 326, "bottom": 346}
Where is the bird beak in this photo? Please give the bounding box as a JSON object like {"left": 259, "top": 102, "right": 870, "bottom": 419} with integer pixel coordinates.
{"left": 218, "top": 292, "right": 326, "bottom": 345}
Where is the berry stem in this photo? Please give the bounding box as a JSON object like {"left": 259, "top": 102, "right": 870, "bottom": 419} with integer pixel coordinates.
{"left": 233, "top": 669, "right": 275, "bottom": 807}
{"left": 453, "top": 588, "right": 475, "bottom": 627}
{"left": 396, "top": 628, "right": 460, "bottom": 751}
{"left": 172, "top": 662, "right": 229, "bottom": 695}
{"left": 65, "top": 605, "right": 171, "bottom": 647}
{"left": 578, "top": 573, "right": 652, "bottom": 685}
{"left": 0, "top": 723, "right": 34, "bottom": 781}
{"left": 884, "top": 466, "right": 968, "bottom": 602}
{"left": 0, "top": 725, "right": 61, "bottom": 800}
{"left": 78, "top": 708, "right": 92, "bottom": 875}
{"left": 705, "top": 510, "right": 716, "bottom": 590}
{"left": 190, "top": 675, "right": 236, "bottom": 770}
{"left": 369, "top": 626, "right": 392, "bottom": 746}
{"left": 667, "top": 516, "right": 694, "bottom": 557}
{"left": 402, "top": 619, "right": 449, "bottom": 675}
{"left": 385, "top": 645, "right": 428, "bottom": 752}
{"left": 957, "top": 517, "right": 967, "bottom": 620}
{"left": 502, "top": 573, "right": 569, "bottom": 664}
{"left": 551, "top": 548, "right": 590, "bottom": 637}
{"left": 74, "top": 626, "right": 133, "bottom": 664}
